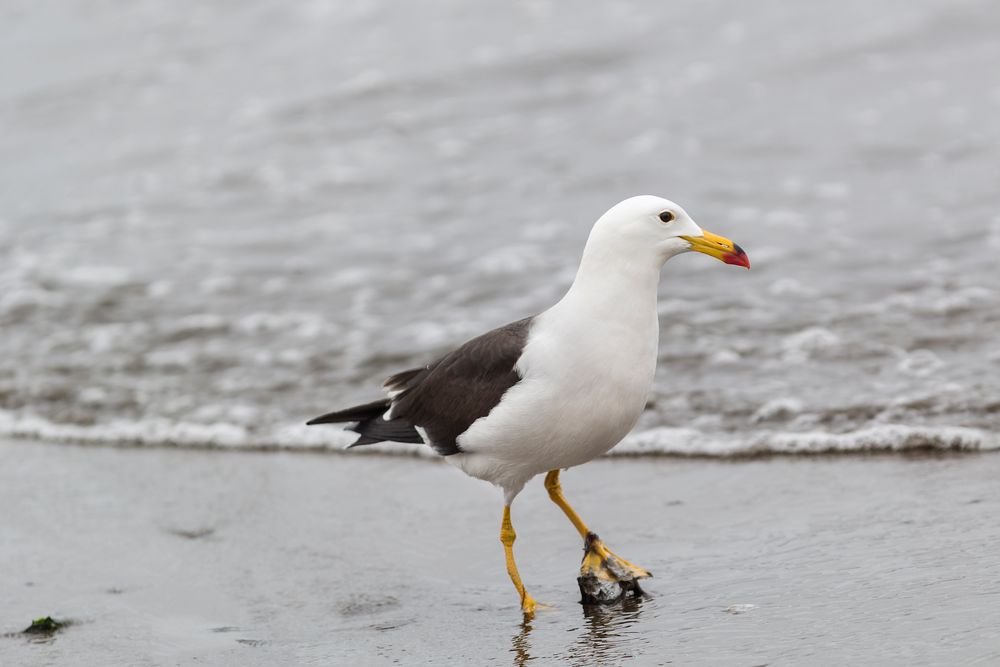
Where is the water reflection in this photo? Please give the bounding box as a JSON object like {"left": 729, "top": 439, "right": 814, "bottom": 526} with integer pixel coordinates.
{"left": 510, "top": 615, "right": 534, "bottom": 666}
{"left": 510, "top": 595, "right": 652, "bottom": 666}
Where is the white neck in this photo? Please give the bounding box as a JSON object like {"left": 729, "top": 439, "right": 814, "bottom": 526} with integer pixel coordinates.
{"left": 554, "top": 233, "right": 666, "bottom": 323}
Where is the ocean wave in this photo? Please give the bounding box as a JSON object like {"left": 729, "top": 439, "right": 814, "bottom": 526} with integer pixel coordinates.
{"left": 0, "top": 410, "right": 432, "bottom": 456}
{"left": 616, "top": 425, "right": 998, "bottom": 457}
{"left": 1, "top": 410, "right": 995, "bottom": 458}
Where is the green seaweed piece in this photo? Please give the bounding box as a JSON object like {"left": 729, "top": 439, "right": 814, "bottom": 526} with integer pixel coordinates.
{"left": 23, "top": 616, "right": 64, "bottom": 635}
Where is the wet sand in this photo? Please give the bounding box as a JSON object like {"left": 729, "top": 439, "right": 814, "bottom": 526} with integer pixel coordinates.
{"left": 2, "top": 439, "right": 999, "bottom": 666}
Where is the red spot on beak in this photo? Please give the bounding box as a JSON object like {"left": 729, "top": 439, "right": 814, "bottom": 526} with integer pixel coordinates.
{"left": 722, "top": 244, "right": 750, "bottom": 269}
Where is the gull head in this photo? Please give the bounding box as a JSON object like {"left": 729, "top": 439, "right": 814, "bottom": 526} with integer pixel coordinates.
{"left": 591, "top": 195, "right": 750, "bottom": 269}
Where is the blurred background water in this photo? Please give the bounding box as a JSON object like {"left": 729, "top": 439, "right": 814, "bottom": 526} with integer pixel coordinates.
{"left": 2, "top": 0, "right": 999, "bottom": 455}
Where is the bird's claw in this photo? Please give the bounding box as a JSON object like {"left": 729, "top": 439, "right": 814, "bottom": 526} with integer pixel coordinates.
{"left": 520, "top": 595, "right": 554, "bottom": 616}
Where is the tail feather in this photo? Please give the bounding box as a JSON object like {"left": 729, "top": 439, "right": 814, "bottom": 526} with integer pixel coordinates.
{"left": 346, "top": 434, "right": 386, "bottom": 448}
{"left": 347, "top": 418, "right": 424, "bottom": 446}
{"left": 307, "top": 398, "right": 424, "bottom": 447}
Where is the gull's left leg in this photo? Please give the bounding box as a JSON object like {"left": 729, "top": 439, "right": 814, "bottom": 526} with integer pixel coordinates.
{"left": 501, "top": 505, "right": 538, "bottom": 615}
{"left": 543, "top": 469, "right": 651, "bottom": 602}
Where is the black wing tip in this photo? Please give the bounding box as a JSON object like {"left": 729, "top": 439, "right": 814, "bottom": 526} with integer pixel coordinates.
{"left": 305, "top": 414, "right": 335, "bottom": 426}
{"left": 305, "top": 398, "right": 392, "bottom": 427}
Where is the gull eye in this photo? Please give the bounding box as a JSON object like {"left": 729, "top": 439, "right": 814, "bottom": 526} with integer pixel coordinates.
{"left": 658, "top": 211, "right": 675, "bottom": 223}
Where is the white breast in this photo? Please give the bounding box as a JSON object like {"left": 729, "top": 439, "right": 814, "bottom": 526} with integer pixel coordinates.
{"left": 452, "top": 275, "right": 660, "bottom": 496}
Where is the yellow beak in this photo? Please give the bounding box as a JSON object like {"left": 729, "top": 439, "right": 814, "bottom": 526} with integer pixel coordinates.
{"left": 680, "top": 230, "right": 750, "bottom": 269}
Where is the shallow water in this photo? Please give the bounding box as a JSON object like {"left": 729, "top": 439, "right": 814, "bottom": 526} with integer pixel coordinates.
{"left": 3, "top": 441, "right": 999, "bottom": 665}
{"left": 2, "top": 0, "right": 1000, "bottom": 455}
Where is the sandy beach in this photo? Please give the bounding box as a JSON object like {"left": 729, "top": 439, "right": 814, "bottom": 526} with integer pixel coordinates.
{"left": 5, "top": 1, "right": 1000, "bottom": 665}
{"left": 2, "top": 439, "right": 998, "bottom": 665}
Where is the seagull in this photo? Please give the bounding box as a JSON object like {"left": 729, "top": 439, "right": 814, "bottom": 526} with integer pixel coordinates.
{"left": 308, "top": 195, "right": 749, "bottom": 614}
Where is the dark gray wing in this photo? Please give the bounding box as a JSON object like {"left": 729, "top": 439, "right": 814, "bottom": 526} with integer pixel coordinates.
{"left": 307, "top": 317, "right": 533, "bottom": 455}
{"left": 386, "top": 317, "right": 533, "bottom": 455}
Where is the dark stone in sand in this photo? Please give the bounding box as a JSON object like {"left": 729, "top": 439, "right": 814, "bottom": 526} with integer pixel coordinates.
{"left": 578, "top": 574, "right": 645, "bottom": 605}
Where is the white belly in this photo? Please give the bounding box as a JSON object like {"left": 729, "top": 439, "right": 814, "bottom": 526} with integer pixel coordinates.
{"left": 452, "top": 301, "right": 658, "bottom": 497}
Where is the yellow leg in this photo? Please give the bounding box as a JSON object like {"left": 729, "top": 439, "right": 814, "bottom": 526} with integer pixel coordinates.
{"left": 544, "top": 470, "right": 652, "bottom": 586}
{"left": 501, "top": 505, "right": 537, "bottom": 615}
{"left": 544, "top": 469, "right": 590, "bottom": 538}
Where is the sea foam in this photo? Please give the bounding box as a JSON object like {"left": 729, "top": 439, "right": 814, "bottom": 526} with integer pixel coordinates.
{"left": 1, "top": 410, "right": 994, "bottom": 458}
